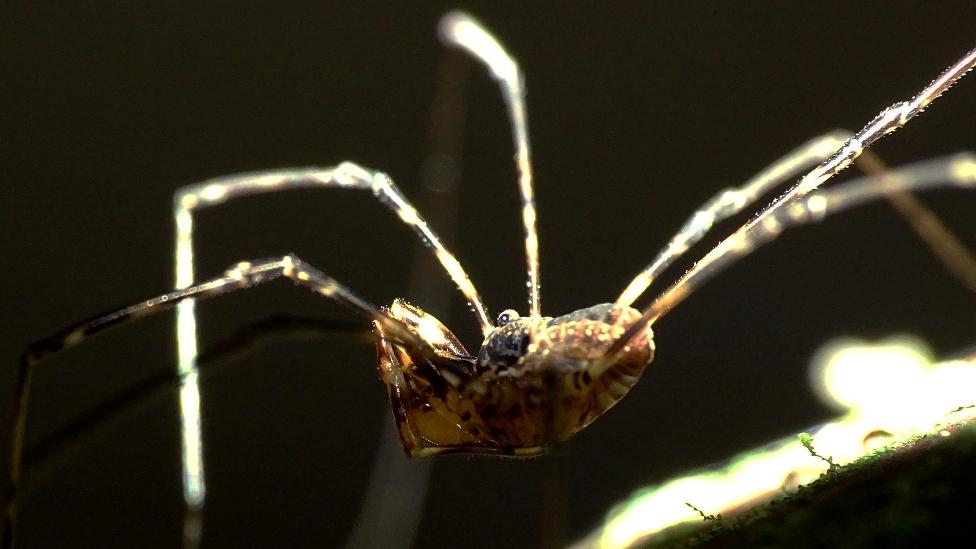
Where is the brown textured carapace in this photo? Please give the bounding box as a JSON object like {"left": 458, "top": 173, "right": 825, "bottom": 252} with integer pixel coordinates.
{"left": 375, "top": 300, "right": 654, "bottom": 457}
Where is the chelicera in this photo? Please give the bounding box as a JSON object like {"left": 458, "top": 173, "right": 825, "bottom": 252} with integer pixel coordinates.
{"left": 7, "top": 11, "right": 976, "bottom": 545}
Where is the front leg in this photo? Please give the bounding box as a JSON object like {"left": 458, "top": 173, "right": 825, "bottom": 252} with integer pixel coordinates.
{"left": 5, "top": 254, "right": 422, "bottom": 548}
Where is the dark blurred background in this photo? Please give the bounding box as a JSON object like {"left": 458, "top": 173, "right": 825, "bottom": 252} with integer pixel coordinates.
{"left": 4, "top": 2, "right": 976, "bottom": 547}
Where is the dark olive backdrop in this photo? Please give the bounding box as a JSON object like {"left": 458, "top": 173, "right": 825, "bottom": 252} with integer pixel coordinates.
{"left": 4, "top": 2, "right": 976, "bottom": 548}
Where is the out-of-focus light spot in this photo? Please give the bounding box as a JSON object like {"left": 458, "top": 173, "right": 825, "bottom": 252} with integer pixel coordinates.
{"left": 951, "top": 154, "right": 976, "bottom": 183}
{"left": 573, "top": 336, "right": 976, "bottom": 549}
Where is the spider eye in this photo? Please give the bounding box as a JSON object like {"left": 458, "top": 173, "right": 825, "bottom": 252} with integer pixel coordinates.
{"left": 496, "top": 309, "right": 519, "bottom": 327}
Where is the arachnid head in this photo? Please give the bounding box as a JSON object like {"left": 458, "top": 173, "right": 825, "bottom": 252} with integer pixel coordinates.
{"left": 374, "top": 300, "right": 655, "bottom": 457}
{"left": 373, "top": 299, "right": 487, "bottom": 457}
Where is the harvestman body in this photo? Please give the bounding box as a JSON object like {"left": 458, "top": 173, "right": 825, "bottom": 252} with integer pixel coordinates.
{"left": 6, "top": 11, "right": 976, "bottom": 546}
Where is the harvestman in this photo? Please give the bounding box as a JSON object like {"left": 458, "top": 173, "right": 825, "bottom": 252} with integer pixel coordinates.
{"left": 6, "top": 11, "right": 976, "bottom": 546}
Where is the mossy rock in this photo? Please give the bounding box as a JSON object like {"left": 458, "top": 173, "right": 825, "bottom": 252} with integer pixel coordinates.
{"left": 647, "top": 421, "right": 976, "bottom": 549}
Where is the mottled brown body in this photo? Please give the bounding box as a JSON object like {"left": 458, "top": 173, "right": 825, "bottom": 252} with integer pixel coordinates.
{"left": 374, "top": 300, "right": 654, "bottom": 457}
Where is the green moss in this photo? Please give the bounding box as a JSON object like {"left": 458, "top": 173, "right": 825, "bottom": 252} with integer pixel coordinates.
{"left": 798, "top": 432, "right": 838, "bottom": 472}
{"left": 647, "top": 422, "right": 976, "bottom": 548}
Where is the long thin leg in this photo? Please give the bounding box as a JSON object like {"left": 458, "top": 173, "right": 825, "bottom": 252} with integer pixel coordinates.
{"left": 174, "top": 163, "right": 491, "bottom": 334}
{"left": 798, "top": 154, "right": 976, "bottom": 219}
{"left": 617, "top": 132, "right": 976, "bottom": 307}
{"left": 602, "top": 152, "right": 976, "bottom": 367}
{"left": 617, "top": 131, "right": 852, "bottom": 306}
{"left": 604, "top": 46, "right": 976, "bottom": 360}
{"left": 4, "top": 255, "right": 423, "bottom": 548}
{"left": 440, "top": 12, "right": 542, "bottom": 317}
{"left": 170, "top": 162, "right": 493, "bottom": 540}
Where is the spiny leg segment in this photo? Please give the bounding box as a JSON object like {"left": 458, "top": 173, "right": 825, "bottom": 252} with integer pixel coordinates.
{"left": 175, "top": 163, "right": 492, "bottom": 335}
{"left": 440, "top": 12, "right": 542, "bottom": 317}
{"left": 617, "top": 131, "right": 853, "bottom": 307}
{"left": 23, "top": 255, "right": 422, "bottom": 362}
{"left": 617, "top": 130, "right": 976, "bottom": 307}
{"left": 798, "top": 153, "right": 976, "bottom": 219}
{"left": 606, "top": 45, "right": 976, "bottom": 361}
{"left": 605, "top": 152, "right": 976, "bottom": 364}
